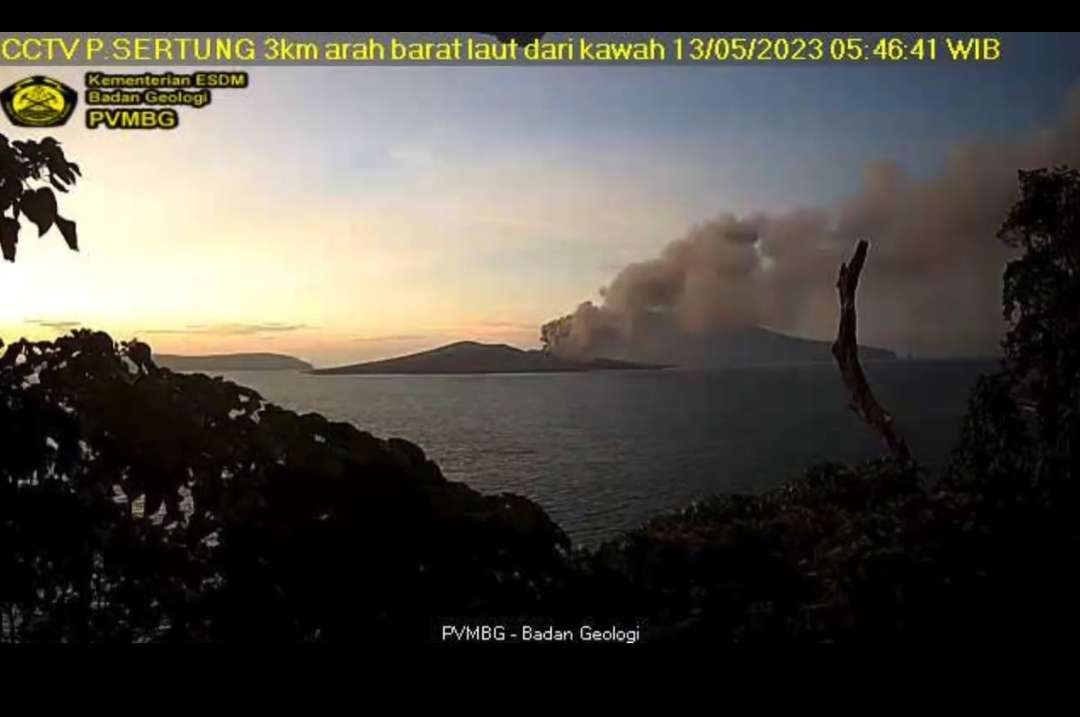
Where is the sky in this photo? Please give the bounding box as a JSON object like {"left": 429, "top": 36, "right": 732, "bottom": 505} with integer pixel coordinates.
{"left": 1, "top": 32, "right": 1079, "bottom": 367}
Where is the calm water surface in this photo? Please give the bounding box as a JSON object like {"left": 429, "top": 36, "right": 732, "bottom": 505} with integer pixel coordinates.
{"left": 216, "top": 360, "right": 993, "bottom": 546}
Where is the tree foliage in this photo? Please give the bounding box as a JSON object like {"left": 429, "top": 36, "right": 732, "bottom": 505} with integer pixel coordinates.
{"left": 946, "top": 372, "right": 1034, "bottom": 495}
{"left": 997, "top": 166, "right": 1080, "bottom": 483}
{"left": 0, "top": 133, "right": 80, "bottom": 262}
{"left": 0, "top": 331, "right": 571, "bottom": 642}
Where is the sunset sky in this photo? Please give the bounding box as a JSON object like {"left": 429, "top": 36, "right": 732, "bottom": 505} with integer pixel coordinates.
{"left": 2, "top": 32, "right": 1079, "bottom": 367}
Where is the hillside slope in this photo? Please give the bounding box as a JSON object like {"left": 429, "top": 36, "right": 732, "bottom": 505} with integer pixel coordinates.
{"left": 312, "top": 341, "right": 668, "bottom": 375}
{"left": 592, "top": 323, "right": 896, "bottom": 369}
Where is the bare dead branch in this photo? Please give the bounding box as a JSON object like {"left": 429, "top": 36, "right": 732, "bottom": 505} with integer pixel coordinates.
{"left": 832, "top": 239, "right": 911, "bottom": 463}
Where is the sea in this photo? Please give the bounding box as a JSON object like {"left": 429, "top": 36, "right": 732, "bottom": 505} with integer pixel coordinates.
{"left": 214, "top": 359, "right": 995, "bottom": 547}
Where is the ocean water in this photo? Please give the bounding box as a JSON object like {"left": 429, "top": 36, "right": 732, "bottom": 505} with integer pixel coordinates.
{"left": 215, "top": 360, "right": 994, "bottom": 547}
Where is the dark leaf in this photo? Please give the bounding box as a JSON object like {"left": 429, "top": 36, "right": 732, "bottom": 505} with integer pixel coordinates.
{"left": 20, "top": 187, "right": 57, "bottom": 236}
{"left": 49, "top": 175, "right": 69, "bottom": 193}
{"left": 46, "top": 146, "right": 77, "bottom": 186}
{"left": 0, "top": 217, "right": 19, "bottom": 262}
{"left": 0, "top": 178, "right": 18, "bottom": 213}
{"left": 55, "top": 215, "right": 77, "bottom": 251}
{"left": 48, "top": 162, "right": 73, "bottom": 185}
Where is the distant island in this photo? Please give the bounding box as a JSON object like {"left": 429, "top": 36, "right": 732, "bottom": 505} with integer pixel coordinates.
{"left": 153, "top": 325, "right": 895, "bottom": 375}
{"left": 637, "top": 325, "right": 897, "bottom": 368}
{"left": 153, "top": 352, "right": 313, "bottom": 372}
{"left": 311, "top": 341, "right": 670, "bottom": 375}
{"left": 548, "top": 323, "right": 897, "bottom": 369}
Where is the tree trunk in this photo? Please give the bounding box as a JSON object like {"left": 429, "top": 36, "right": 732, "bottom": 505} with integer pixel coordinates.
{"left": 831, "top": 240, "right": 911, "bottom": 463}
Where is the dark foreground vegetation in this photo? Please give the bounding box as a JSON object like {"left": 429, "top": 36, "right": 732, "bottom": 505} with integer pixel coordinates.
{"left": 0, "top": 333, "right": 572, "bottom": 641}
{"left": 2, "top": 167, "right": 1078, "bottom": 642}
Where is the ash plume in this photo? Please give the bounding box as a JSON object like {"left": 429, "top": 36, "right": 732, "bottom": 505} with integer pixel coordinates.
{"left": 542, "top": 89, "right": 1080, "bottom": 360}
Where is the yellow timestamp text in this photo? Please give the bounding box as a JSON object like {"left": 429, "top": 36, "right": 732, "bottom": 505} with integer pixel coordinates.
{"left": 673, "top": 36, "right": 1002, "bottom": 63}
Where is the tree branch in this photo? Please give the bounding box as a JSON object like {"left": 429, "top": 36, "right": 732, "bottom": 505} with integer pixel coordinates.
{"left": 831, "top": 239, "right": 911, "bottom": 463}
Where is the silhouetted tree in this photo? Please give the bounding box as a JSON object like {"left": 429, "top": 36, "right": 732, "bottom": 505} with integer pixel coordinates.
{"left": 997, "top": 166, "right": 1080, "bottom": 483}
{"left": 0, "top": 133, "right": 80, "bottom": 263}
{"left": 947, "top": 372, "right": 1034, "bottom": 494}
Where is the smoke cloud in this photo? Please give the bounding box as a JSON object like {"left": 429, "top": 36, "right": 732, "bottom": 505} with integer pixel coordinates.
{"left": 543, "top": 89, "right": 1080, "bottom": 360}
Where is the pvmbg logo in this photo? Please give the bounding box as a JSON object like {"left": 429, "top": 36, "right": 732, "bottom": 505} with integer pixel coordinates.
{"left": 1, "top": 76, "right": 77, "bottom": 127}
